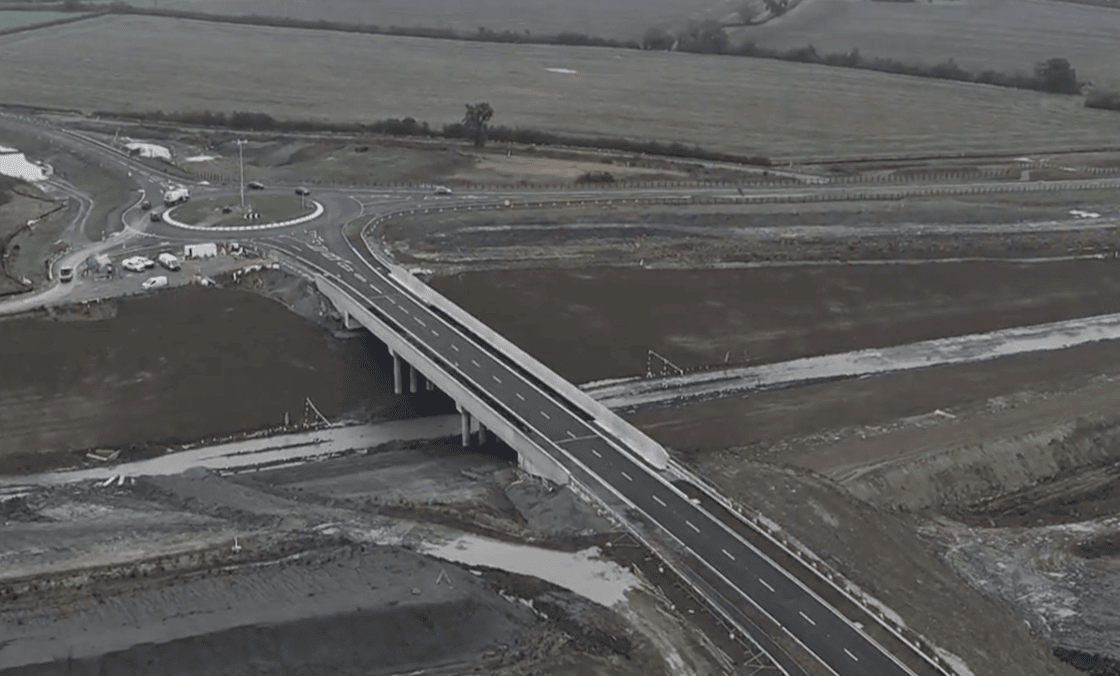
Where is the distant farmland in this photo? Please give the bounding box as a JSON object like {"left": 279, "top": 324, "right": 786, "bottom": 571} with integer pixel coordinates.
{"left": 4, "top": 15, "right": 1120, "bottom": 162}
{"left": 85, "top": 0, "right": 729, "bottom": 38}
{"left": 735, "top": 0, "right": 1120, "bottom": 88}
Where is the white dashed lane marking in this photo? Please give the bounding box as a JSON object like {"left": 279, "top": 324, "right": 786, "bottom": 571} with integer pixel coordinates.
{"left": 515, "top": 392, "right": 525, "bottom": 401}
{"left": 799, "top": 611, "right": 816, "bottom": 626}
{"left": 759, "top": 578, "right": 775, "bottom": 592}
{"left": 470, "top": 359, "right": 481, "bottom": 368}
{"left": 652, "top": 495, "right": 666, "bottom": 507}
{"left": 686, "top": 521, "right": 700, "bottom": 533}
{"left": 844, "top": 649, "right": 859, "bottom": 662}
{"left": 539, "top": 410, "right": 551, "bottom": 420}
{"left": 591, "top": 449, "right": 602, "bottom": 458}
{"left": 722, "top": 548, "right": 736, "bottom": 561}
{"left": 621, "top": 471, "right": 633, "bottom": 482}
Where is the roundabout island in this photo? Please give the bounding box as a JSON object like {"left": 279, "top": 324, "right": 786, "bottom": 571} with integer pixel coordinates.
{"left": 162, "top": 192, "right": 324, "bottom": 231}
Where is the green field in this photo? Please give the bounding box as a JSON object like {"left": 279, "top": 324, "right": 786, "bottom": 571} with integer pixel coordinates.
{"left": 0, "top": 10, "right": 74, "bottom": 32}
{"left": 85, "top": 0, "right": 723, "bottom": 38}
{"left": 735, "top": 0, "right": 1120, "bottom": 88}
{"left": 4, "top": 15, "right": 1120, "bottom": 163}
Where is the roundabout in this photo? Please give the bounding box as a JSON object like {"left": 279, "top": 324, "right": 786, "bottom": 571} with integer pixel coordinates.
{"left": 161, "top": 193, "right": 325, "bottom": 232}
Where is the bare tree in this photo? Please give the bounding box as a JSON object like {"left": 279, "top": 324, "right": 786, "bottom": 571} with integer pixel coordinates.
{"left": 463, "top": 102, "right": 494, "bottom": 147}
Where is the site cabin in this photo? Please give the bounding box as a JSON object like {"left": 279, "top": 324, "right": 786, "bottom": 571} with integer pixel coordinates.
{"left": 163, "top": 187, "right": 190, "bottom": 206}
{"left": 157, "top": 253, "right": 181, "bottom": 271}
{"left": 183, "top": 243, "right": 217, "bottom": 259}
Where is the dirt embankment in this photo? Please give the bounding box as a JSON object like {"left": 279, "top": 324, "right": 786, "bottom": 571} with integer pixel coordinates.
{"left": 0, "top": 271, "right": 453, "bottom": 475}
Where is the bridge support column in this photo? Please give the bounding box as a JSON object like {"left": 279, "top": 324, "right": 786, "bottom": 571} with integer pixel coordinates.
{"left": 478, "top": 423, "right": 487, "bottom": 445}
{"left": 342, "top": 310, "right": 357, "bottom": 330}
{"left": 409, "top": 364, "right": 418, "bottom": 394}
{"left": 459, "top": 406, "right": 472, "bottom": 447}
{"left": 390, "top": 348, "right": 402, "bottom": 395}
{"left": 425, "top": 376, "right": 434, "bottom": 392}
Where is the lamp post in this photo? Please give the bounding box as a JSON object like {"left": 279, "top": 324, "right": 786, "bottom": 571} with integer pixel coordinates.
{"left": 234, "top": 139, "right": 247, "bottom": 209}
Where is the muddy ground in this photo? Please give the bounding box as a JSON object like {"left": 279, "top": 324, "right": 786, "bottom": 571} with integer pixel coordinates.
{"left": 0, "top": 268, "right": 762, "bottom": 676}
{"left": 0, "top": 438, "right": 731, "bottom": 676}
{"left": 410, "top": 201, "right": 1120, "bottom": 674}
{"left": 0, "top": 269, "right": 457, "bottom": 474}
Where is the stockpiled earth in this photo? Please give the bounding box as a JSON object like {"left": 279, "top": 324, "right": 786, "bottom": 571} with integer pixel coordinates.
{"left": 103, "top": 0, "right": 726, "bottom": 38}
{"left": 736, "top": 0, "right": 1120, "bottom": 87}
{"left": 5, "top": 16, "right": 1120, "bottom": 161}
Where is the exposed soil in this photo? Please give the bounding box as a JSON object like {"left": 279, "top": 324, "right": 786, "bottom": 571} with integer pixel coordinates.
{"left": 0, "top": 273, "right": 455, "bottom": 475}
{"left": 0, "top": 437, "right": 739, "bottom": 676}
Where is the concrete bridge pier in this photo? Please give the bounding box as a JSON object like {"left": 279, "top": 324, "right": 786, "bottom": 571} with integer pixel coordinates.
{"left": 409, "top": 364, "right": 419, "bottom": 394}
{"left": 478, "top": 423, "right": 487, "bottom": 445}
{"left": 342, "top": 310, "right": 358, "bottom": 330}
{"left": 458, "top": 405, "right": 472, "bottom": 447}
{"left": 389, "top": 348, "right": 403, "bottom": 395}
{"left": 425, "top": 377, "right": 435, "bottom": 392}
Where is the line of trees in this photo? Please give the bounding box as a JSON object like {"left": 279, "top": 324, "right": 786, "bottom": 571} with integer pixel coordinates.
{"left": 93, "top": 108, "right": 773, "bottom": 167}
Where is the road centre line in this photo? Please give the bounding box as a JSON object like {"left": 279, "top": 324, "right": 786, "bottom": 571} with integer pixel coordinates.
{"left": 652, "top": 495, "right": 666, "bottom": 507}
{"left": 845, "top": 649, "right": 859, "bottom": 662}
{"left": 686, "top": 520, "right": 700, "bottom": 533}
{"left": 799, "top": 611, "right": 816, "bottom": 626}
{"left": 722, "top": 548, "right": 736, "bottom": 561}
{"left": 621, "top": 471, "right": 633, "bottom": 482}
{"left": 759, "top": 578, "right": 775, "bottom": 592}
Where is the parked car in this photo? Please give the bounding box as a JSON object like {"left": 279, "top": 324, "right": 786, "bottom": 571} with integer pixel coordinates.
{"left": 433, "top": 185, "right": 453, "bottom": 195}
{"left": 150, "top": 211, "right": 162, "bottom": 222}
{"left": 122, "top": 256, "right": 155, "bottom": 272}
{"left": 157, "top": 252, "right": 181, "bottom": 271}
{"left": 141, "top": 275, "right": 168, "bottom": 290}
{"left": 247, "top": 181, "right": 265, "bottom": 190}
{"left": 140, "top": 200, "right": 152, "bottom": 211}
{"left": 294, "top": 186, "right": 311, "bottom": 196}
{"left": 59, "top": 266, "right": 74, "bottom": 283}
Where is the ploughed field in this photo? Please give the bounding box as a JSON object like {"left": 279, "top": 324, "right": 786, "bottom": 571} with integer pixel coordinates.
{"left": 3, "top": 15, "right": 1120, "bottom": 161}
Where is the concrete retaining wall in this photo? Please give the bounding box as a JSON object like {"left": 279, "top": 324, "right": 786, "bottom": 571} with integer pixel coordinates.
{"left": 313, "top": 275, "right": 570, "bottom": 486}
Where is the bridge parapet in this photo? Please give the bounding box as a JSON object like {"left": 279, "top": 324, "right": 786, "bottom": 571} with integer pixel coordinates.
{"left": 388, "top": 269, "right": 670, "bottom": 471}
{"left": 313, "top": 274, "right": 571, "bottom": 486}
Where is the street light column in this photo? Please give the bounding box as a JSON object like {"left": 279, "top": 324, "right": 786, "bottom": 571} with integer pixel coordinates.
{"left": 235, "top": 139, "right": 247, "bottom": 209}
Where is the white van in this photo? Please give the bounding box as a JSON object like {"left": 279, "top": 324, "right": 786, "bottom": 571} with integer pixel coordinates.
{"left": 141, "top": 276, "right": 168, "bottom": 290}
{"left": 157, "top": 253, "right": 181, "bottom": 271}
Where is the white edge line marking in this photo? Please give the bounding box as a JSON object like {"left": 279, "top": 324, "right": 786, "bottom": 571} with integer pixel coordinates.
{"left": 539, "top": 410, "right": 551, "bottom": 420}
{"left": 686, "top": 520, "right": 700, "bottom": 533}
{"left": 652, "top": 495, "right": 666, "bottom": 507}
{"left": 799, "top": 610, "right": 816, "bottom": 626}
{"left": 722, "top": 548, "right": 736, "bottom": 561}
{"left": 621, "top": 471, "right": 633, "bottom": 482}
{"left": 844, "top": 648, "right": 859, "bottom": 662}
{"left": 759, "top": 578, "right": 775, "bottom": 592}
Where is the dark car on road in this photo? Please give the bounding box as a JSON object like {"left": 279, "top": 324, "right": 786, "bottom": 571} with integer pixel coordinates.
{"left": 140, "top": 200, "right": 152, "bottom": 210}
{"left": 247, "top": 181, "right": 265, "bottom": 190}
{"left": 150, "top": 211, "right": 162, "bottom": 222}
{"left": 294, "top": 187, "right": 311, "bottom": 196}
